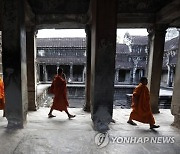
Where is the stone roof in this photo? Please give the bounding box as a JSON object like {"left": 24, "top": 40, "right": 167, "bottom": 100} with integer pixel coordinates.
{"left": 164, "top": 37, "right": 179, "bottom": 51}
{"left": 36, "top": 38, "right": 86, "bottom": 48}
{"left": 37, "top": 38, "right": 131, "bottom": 53}
{"left": 116, "top": 44, "right": 130, "bottom": 53}
{"left": 36, "top": 36, "right": 179, "bottom": 54}
{"left": 36, "top": 36, "right": 178, "bottom": 69}
{"left": 131, "top": 36, "right": 148, "bottom": 45}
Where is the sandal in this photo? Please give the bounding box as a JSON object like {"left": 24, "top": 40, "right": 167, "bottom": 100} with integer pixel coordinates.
{"left": 48, "top": 114, "right": 56, "bottom": 118}
{"left": 127, "top": 120, "right": 137, "bottom": 126}
{"left": 150, "top": 125, "right": 160, "bottom": 129}
{"left": 68, "top": 115, "right": 76, "bottom": 119}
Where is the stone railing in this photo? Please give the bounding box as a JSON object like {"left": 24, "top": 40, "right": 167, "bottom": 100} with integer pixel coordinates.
{"left": 126, "top": 94, "right": 172, "bottom": 109}
{"left": 36, "top": 84, "right": 172, "bottom": 109}
{"left": 37, "top": 84, "right": 50, "bottom": 107}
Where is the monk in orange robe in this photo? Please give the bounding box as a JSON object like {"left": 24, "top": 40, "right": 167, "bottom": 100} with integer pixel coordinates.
{"left": 48, "top": 68, "right": 75, "bottom": 119}
{"left": 0, "top": 77, "right": 5, "bottom": 117}
{"left": 127, "top": 77, "right": 160, "bottom": 129}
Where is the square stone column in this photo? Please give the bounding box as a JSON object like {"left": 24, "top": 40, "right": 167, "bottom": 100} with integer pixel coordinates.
{"left": 83, "top": 24, "right": 91, "bottom": 112}
{"left": 171, "top": 31, "right": 180, "bottom": 129}
{"left": 90, "top": 0, "right": 117, "bottom": 132}
{"left": 26, "top": 28, "right": 37, "bottom": 111}
{"left": 0, "top": 0, "right": 2, "bottom": 31}
{"left": 147, "top": 26, "right": 167, "bottom": 113}
{"left": 42, "top": 64, "right": 48, "bottom": 82}
{"left": 2, "top": 0, "right": 28, "bottom": 128}
{"left": 0, "top": 0, "right": 2, "bottom": 77}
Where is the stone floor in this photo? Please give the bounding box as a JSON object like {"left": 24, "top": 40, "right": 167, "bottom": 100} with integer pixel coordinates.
{"left": 0, "top": 108, "right": 180, "bottom": 154}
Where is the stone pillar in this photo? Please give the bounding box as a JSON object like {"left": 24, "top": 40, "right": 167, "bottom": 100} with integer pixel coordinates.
{"left": 0, "top": 31, "right": 2, "bottom": 78}
{"left": 2, "top": 0, "right": 28, "bottom": 128}
{"left": 70, "top": 63, "right": 73, "bottom": 82}
{"left": 90, "top": 0, "right": 117, "bottom": 132}
{"left": 130, "top": 69, "right": 133, "bottom": 83}
{"left": 147, "top": 26, "right": 167, "bottom": 113}
{"left": 139, "top": 69, "right": 144, "bottom": 78}
{"left": 169, "top": 66, "right": 173, "bottom": 87}
{"left": 171, "top": 67, "right": 174, "bottom": 86}
{"left": 82, "top": 65, "right": 85, "bottom": 83}
{"left": 83, "top": 25, "right": 91, "bottom": 112}
{"left": 26, "top": 27, "right": 37, "bottom": 111}
{"left": 56, "top": 65, "right": 58, "bottom": 73}
{"left": 171, "top": 30, "right": 180, "bottom": 129}
{"left": 132, "top": 67, "right": 137, "bottom": 84}
{"left": 36, "top": 63, "right": 40, "bottom": 83}
{"left": 132, "top": 58, "right": 138, "bottom": 84}
{"left": 115, "top": 69, "right": 119, "bottom": 83}
{"left": 42, "top": 64, "right": 47, "bottom": 82}
{"left": 145, "top": 31, "right": 151, "bottom": 77}
{"left": 167, "top": 65, "right": 173, "bottom": 87}
{"left": 0, "top": 0, "right": 2, "bottom": 78}
{"left": 0, "top": 0, "right": 2, "bottom": 30}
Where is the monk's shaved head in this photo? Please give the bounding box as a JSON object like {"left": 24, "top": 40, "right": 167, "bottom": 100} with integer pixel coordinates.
{"left": 140, "top": 77, "right": 147, "bottom": 82}
{"left": 140, "top": 77, "right": 148, "bottom": 85}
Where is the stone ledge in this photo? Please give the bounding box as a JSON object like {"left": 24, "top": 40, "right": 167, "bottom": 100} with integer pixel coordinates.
{"left": 126, "top": 94, "right": 172, "bottom": 109}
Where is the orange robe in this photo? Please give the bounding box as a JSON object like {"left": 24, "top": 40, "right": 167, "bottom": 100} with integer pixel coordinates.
{"left": 49, "top": 75, "right": 69, "bottom": 112}
{"left": 0, "top": 78, "right": 5, "bottom": 110}
{"left": 130, "top": 83, "right": 155, "bottom": 125}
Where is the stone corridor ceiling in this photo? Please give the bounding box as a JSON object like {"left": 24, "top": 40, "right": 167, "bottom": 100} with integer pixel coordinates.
{"left": 28, "top": 0, "right": 90, "bottom": 14}
{"left": 26, "top": 0, "right": 180, "bottom": 29}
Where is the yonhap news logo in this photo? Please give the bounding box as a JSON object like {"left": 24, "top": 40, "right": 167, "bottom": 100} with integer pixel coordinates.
{"left": 94, "top": 133, "right": 175, "bottom": 148}
{"left": 111, "top": 136, "right": 175, "bottom": 144}
{"left": 94, "top": 132, "right": 110, "bottom": 148}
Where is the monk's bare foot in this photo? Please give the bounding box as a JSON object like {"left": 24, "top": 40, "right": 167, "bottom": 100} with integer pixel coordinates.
{"left": 127, "top": 120, "right": 137, "bottom": 126}
{"left": 150, "top": 125, "right": 160, "bottom": 129}
{"left": 68, "top": 114, "right": 76, "bottom": 119}
{"left": 48, "top": 114, "right": 56, "bottom": 118}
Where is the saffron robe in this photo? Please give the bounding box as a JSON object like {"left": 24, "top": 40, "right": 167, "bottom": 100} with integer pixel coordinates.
{"left": 49, "top": 75, "right": 69, "bottom": 112}
{"left": 130, "top": 83, "right": 155, "bottom": 125}
{"left": 0, "top": 78, "right": 5, "bottom": 110}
